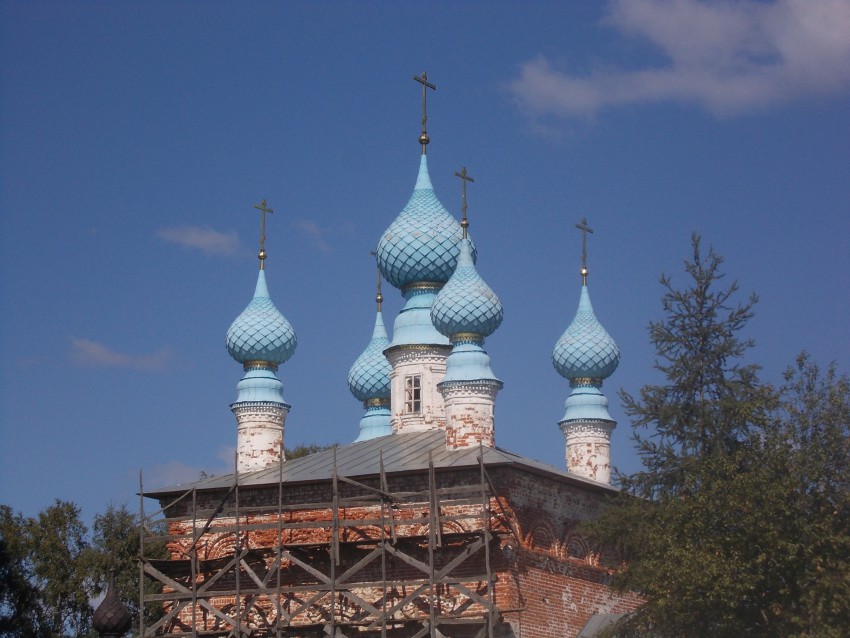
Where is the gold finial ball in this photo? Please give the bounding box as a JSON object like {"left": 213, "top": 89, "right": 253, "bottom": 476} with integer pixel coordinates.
{"left": 580, "top": 266, "right": 588, "bottom": 277}
{"left": 376, "top": 292, "right": 383, "bottom": 304}
{"left": 259, "top": 249, "right": 267, "bottom": 261}
{"left": 419, "top": 132, "right": 430, "bottom": 146}
{"left": 460, "top": 218, "right": 469, "bottom": 229}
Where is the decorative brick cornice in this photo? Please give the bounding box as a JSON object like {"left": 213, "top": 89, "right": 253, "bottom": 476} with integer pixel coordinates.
{"left": 231, "top": 401, "right": 290, "bottom": 415}
{"left": 438, "top": 379, "right": 502, "bottom": 398}
{"left": 385, "top": 344, "right": 451, "bottom": 365}
{"left": 559, "top": 420, "right": 614, "bottom": 438}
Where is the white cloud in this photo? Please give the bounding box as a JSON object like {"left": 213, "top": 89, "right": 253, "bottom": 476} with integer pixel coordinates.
{"left": 213, "top": 445, "right": 237, "bottom": 469}
{"left": 508, "top": 0, "right": 850, "bottom": 119}
{"left": 157, "top": 225, "right": 239, "bottom": 255}
{"left": 294, "top": 219, "right": 332, "bottom": 253}
{"left": 145, "top": 447, "right": 235, "bottom": 489}
{"left": 71, "top": 338, "right": 171, "bottom": 371}
{"left": 144, "top": 461, "right": 206, "bottom": 489}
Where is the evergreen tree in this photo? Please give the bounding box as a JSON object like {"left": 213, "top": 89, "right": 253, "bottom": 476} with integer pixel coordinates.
{"left": 619, "top": 234, "right": 772, "bottom": 499}
{"left": 587, "top": 236, "right": 850, "bottom": 637}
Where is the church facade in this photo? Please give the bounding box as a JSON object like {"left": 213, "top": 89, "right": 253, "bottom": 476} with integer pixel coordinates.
{"left": 143, "top": 77, "right": 640, "bottom": 638}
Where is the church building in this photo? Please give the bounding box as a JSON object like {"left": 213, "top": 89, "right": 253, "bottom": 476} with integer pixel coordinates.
{"left": 142, "top": 74, "right": 641, "bottom": 638}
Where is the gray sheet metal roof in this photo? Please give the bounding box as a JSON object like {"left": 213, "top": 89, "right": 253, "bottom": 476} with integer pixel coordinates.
{"left": 577, "top": 613, "right": 626, "bottom": 637}
{"left": 144, "top": 430, "right": 615, "bottom": 497}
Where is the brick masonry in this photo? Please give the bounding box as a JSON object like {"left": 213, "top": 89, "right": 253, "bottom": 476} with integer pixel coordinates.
{"left": 151, "top": 464, "right": 640, "bottom": 637}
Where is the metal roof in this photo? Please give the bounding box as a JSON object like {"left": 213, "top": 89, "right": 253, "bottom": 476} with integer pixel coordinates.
{"left": 144, "top": 430, "right": 616, "bottom": 497}
{"left": 577, "top": 613, "right": 626, "bottom": 637}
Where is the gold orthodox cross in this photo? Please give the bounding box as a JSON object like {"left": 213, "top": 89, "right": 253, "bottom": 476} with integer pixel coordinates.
{"left": 575, "top": 217, "right": 593, "bottom": 284}
{"left": 254, "top": 199, "right": 274, "bottom": 268}
{"left": 454, "top": 167, "right": 475, "bottom": 238}
{"left": 413, "top": 71, "right": 436, "bottom": 153}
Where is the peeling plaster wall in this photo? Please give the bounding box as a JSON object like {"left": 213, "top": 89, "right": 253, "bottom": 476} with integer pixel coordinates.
{"left": 156, "top": 466, "right": 641, "bottom": 637}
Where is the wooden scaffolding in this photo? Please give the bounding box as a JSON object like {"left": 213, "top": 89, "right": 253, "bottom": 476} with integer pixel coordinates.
{"left": 139, "top": 452, "right": 519, "bottom": 638}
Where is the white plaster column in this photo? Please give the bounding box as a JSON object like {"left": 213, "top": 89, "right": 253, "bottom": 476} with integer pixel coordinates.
{"left": 440, "top": 380, "right": 500, "bottom": 449}
{"left": 385, "top": 344, "right": 450, "bottom": 434}
{"left": 559, "top": 421, "right": 615, "bottom": 484}
{"left": 232, "top": 402, "right": 289, "bottom": 473}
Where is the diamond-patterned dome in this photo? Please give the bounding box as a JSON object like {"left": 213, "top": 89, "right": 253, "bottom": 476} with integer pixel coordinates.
{"left": 431, "top": 239, "right": 503, "bottom": 338}
{"left": 553, "top": 285, "right": 619, "bottom": 380}
{"left": 92, "top": 577, "right": 132, "bottom": 636}
{"left": 377, "top": 155, "right": 472, "bottom": 289}
{"left": 348, "top": 311, "right": 391, "bottom": 402}
{"left": 226, "top": 270, "right": 296, "bottom": 365}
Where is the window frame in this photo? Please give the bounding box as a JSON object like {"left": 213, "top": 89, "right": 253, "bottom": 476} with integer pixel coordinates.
{"left": 404, "top": 374, "right": 422, "bottom": 413}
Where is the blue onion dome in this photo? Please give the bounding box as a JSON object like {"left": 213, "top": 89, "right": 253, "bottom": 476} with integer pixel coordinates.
{"left": 553, "top": 286, "right": 619, "bottom": 380}
{"left": 348, "top": 311, "right": 392, "bottom": 402}
{"left": 226, "top": 270, "right": 296, "bottom": 365}
{"left": 377, "top": 155, "right": 474, "bottom": 289}
{"left": 431, "top": 238, "right": 503, "bottom": 338}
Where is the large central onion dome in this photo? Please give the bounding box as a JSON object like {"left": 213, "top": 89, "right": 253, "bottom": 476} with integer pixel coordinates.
{"left": 226, "top": 270, "right": 296, "bottom": 365}
{"left": 376, "top": 155, "right": 473, "bottom": 289}
{"left": 431, "top": 238, "right": 502, "bottom": 338}
{"left": 553, "top": 286, "right": 619, "bottom": 381}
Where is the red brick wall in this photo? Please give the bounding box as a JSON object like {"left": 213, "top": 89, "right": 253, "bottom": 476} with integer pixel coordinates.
{"left": 153, "top": 465, "right": 640, "bottom": 637}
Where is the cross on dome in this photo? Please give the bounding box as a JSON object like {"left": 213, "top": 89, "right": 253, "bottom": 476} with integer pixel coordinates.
{"left": 575, "top": 217, "right": 593, "bottom": 284}
{"left": 369, "top": 250, "right": 383, "bottom": 311}
{"left": 454, "top": 166, "right": 475, "bottom": 238}
{"left": 253, "top": 198, "right": 274, "bottom": 269}
{"left": 413, "top": 71, "right": 436, "bottom": 153}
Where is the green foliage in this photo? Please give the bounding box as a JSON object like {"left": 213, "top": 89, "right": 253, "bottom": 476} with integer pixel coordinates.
{"left": 85, "top": 504, "right": 167, "bottom": 635}
{"left": 285, "top": 443, "right": 335, "bottom": 459}
{"left": 0, "top": 500, "right": 164, "bottom": 638}
{"left": 27, "top": 500, "right": 92, "bottom": 636}
{"left": 0, "top": 505, "right": 45, "bottom": 637}
{"left": 769, "top": 355, "right": 850, "bottom": 633}
{"left": 87, "top": 505, "right": 139, "bottom": 599}
{"left": 618, "top": 234, "right": 773, "bottom": 499}
{"left": 586, "top": 236, "right": 850, "bottom": 637}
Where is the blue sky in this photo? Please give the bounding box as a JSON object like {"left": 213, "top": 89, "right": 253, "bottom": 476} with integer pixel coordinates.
{"left": 2, "top": 0, "right": 848, "bottom": 523}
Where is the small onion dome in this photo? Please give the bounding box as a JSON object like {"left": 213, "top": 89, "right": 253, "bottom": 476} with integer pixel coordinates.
{"left": 347, "top": 311, "right": 391, "bottom": 402}
{"left": 92, "top": 577, "right": 132, "bottom": 637}
{"left": 553, "top": 286, "right": 619, "bottom": 380}
{"left": 431, "top": 238, "right": 502, "bottom": 338}
{"left": 226, "top": 270, "right": 296, "bottom": 365}
{"left": 377, "top": 155, "right": 474, "bottom": 289}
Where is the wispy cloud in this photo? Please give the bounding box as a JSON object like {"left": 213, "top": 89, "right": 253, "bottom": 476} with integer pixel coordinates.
{"left": 215, "top": 446, "right": 237, "bottom": 467}
{"left": 508, "top": 0, "right": 850, "bottom": 120}
{"left": 157, "top": 225, "right": 239, "bottom": 256}
{"left": 71, "top": 338, "right": 171, "bottom": 371}
{"left": 145, "top": 446, "right": 235, "bottom": 488}
{"left": 294, "top": 219, "right": 332, "bottom": 253}
{"left": 144, "top": 461, "right": 207, "bottom": 489}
